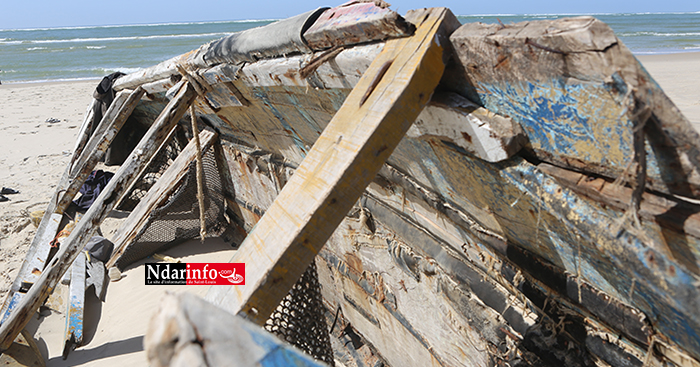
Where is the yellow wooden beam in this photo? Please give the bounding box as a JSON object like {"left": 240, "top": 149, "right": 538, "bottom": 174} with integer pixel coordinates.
{"left": 206, "top": 7, "right": 454, "bottom": 324}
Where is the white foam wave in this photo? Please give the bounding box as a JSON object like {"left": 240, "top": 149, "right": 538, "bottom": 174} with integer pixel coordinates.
{"left": 109, "top": 67, "right": 143, "bottom": 74}
{"left": 86, "top": 46, "right": 106, "bottom": 49}
{"left": 619, "top": 31, "right": 700, "bottom": 37}
{"left": 26, "top": 47, "right": 47, "bottom": 51}
{"left": 0, "top": 32, "right": 230, "bottom": 45}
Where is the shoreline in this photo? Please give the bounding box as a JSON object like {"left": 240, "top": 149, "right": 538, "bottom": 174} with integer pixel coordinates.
{"left": 1, "top": 50, "right": 699, "bottom": 86}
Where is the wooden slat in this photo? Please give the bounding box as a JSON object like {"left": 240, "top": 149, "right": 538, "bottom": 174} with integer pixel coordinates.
{"left": 205, "top": 7, "right": 453, "bottom": 324}
{"left": 0, "top": 82, "right": 197, "bottom": 351}
{"left": 62, "top": 251, "right": 85, "bottom": 358}
{"left": 69, "top": 90, "right": 132, "bottom": 175}
{"left": 106, "top": 129, "right": 218, "bottom": 269}
{"left": 0, "top": 88, "right": 142, "bottom": 323}
{"left": 62, "top": 87, "right": 146, "bottom": 209}
{"left": 70, "top": 99, "right": 98, "bottom": 165}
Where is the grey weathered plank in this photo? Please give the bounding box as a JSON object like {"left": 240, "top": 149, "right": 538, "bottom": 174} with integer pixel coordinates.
{"left": 303, "top": 1, "right": 414, "bottom": 51}
{"left": 447, "top": 17, "right": 700, "bottom": 198}
{"left": 409, "top": 92, "right": 527, "bottom": 162}
{"left": 205, "top": 7, "right": 456, "bottom": 324}
{"left": 0, "top": 82, "right": 197, "bottom": 351}
{"left": 145, "top": 292, "right": 328, "bottom": 367}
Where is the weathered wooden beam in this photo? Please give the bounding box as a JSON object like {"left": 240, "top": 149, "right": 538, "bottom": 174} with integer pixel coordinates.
{"left": 68, "top": 90, "right": 132, "bottom": 174}
{"left": 303, "top": 1, "right": 414, "bottom": 51}
{"left": 447, "top": 17, "right": 700, "bottom": 198}
{"left": 62, "top": 251, "right": 85, "bottom": 359}
{"left": 145, "top": 292, "right": 328, "bottom": 367}
{"left": 0, "top": 82, "right": 197, "bottom": 351}
{"left": 205, "top": 7, "right": 457, "bottom": 324}
{"left": 0, "top": 88, "right": 142, "bottom": 323}
{"left": 70, "top": 98, "right": 98, "bottom": 165}
{"left": 408, "top": 92, "right": 527, "bottom": 162}
{"left": 106, "top": 129, "right": 218, "bottom": 269}
{"left": 61, "top": 87, "right": 145, "bottom": 209}
{"left": 539, "top": 162, "right": 700, "bottom": 241}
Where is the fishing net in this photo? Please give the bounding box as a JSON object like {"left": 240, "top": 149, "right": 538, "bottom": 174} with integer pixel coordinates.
{"left": 264, "top": 261, "right": 335, "bottom": 364}
{"left": 113, "top": 130, "right": 334, "bottom": 363}
{"left": 114, "top": 138, "right": 226, "bottom": 270}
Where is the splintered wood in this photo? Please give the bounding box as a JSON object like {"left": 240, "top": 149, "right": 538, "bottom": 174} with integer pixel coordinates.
{"left": 205, "top": 7, "right": 453, "bottom": 324}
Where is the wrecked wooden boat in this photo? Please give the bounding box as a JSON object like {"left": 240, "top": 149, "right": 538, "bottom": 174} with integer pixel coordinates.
{"left": 2, "top": 2, "right": 700, "bottom": 366}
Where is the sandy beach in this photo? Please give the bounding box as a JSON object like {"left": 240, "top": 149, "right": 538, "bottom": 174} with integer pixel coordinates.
{"left": 0, "top": 51, "right": 698, "bottom": 366}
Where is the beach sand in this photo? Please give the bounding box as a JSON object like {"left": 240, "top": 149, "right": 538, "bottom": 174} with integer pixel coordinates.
{"left": 0, "top": 52, "right": 698, "bottom": 366}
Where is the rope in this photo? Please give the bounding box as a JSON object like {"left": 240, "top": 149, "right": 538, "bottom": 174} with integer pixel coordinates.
{"left": 175, "top": 62, "right": 214, "bottom": 242}
{"left": 190, "top": 104, "right": 207, "bottom": 242}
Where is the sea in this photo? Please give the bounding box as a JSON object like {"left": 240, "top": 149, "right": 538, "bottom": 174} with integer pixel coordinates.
{"left": 1, "top": 12, "right": 698, "bottom": 84}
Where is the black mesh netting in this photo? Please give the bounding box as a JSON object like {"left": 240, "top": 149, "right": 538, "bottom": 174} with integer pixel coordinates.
{"left": 117, "top": 138, "right": 183, "bottom": 212}
{"left": 264, "top": 262, "right": 334, "bottom": 364}
{"left": 114, "top": 144, "right": 226, "bottom": 270}
{"left": 113, "top": 132, "right": 334, "bottom": 363}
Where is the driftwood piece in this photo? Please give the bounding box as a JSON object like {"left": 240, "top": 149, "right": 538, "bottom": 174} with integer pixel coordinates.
{"left": 303, "top": 1, "right": 414, "bottom": 51}
{"left": 106, "top": 129, "right": 218, "bottom": 269}
{"left": 447, "top": 17, "right": 700, "bottom": 198}
{"left": 409, "top": 92, "right": 527, "bottom": 162}
{"left": 0, "top": 82, "right": 197, "bottom": 351}
{"left": 205, "top": 7, "right": 456, "bottom": 324}
{"left": 145, "top": 292, "right": 327, "bottom": 367}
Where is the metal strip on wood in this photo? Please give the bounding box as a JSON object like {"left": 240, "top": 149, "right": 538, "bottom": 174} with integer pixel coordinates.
{"left": 205, "top": 7, "right": 455, "bottom": 325}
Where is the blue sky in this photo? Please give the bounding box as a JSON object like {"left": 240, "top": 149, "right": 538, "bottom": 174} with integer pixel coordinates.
{"left": 2, "top": 0, "right": 698, "bottom": 29}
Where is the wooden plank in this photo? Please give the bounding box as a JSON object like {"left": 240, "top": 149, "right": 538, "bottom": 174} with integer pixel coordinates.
{"left": 0, "top": 87, "right": 145, "bottom": 323}
{"left": 539, "top": 162, "right": 700, "bottom": 241}
{"left": 385, "top": 135, "right": 700, "bottom": 361}
{"left": 0, "top": 212, "right": 62, "bottom": 324}
{"left": 303, "top": 2, "right": 414, "bottom": 51}
{"left": 63, "top": 87, "right": 145, "bottom": 208}
{"left": 447, "top": 17, "right": 700, "bottom": 198}
{"left": 68, "top": 90, "right": 132, "bottom": 174}
{"left": 70, "top": 98, "right": 98, "bottom": 165}
{"left": 408, "top": 92, "right": 527, "bottom": 162}
{"left": 62, "top": 251, "right": 85, "bottom": 359}
{"left": 145, "top": 292, "right": 328, "bottom": 367}
{"left": 237, "top": 43, "right": 382, "bottom": 89}
{"left": 106, "top": 129, "right": 218, "bottom": 269}
{"left": 0, "top": 82, "right": 197, "bottom": 351}
{"left": 205, "top": 7, "right": 456, "bottom": 324}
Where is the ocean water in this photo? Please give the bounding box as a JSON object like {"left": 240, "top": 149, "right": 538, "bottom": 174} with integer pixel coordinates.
{"left": 1, "top": 12, "right": 698, "bottom": 84}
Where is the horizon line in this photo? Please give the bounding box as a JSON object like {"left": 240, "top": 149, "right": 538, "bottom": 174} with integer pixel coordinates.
{"left": 2, "top": 10, "right": 698, "bottom": 32}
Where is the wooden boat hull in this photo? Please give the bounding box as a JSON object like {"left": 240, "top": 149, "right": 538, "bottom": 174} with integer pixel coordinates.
{"left": 2, "top": 3, "right": 699, "bottom": 367}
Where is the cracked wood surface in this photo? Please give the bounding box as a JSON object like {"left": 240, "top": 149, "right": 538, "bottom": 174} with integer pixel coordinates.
{"left": 205, "top": 7, "right": 455, "bottom": 325}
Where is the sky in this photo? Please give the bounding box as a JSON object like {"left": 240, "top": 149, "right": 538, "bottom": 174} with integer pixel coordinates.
{"left": 2, "top": 0, "right": 698, "bottom": 29}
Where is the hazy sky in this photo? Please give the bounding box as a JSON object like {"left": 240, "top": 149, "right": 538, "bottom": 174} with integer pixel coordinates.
{"left": 3, "top": 0, "right": 699, "bottom": 29}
